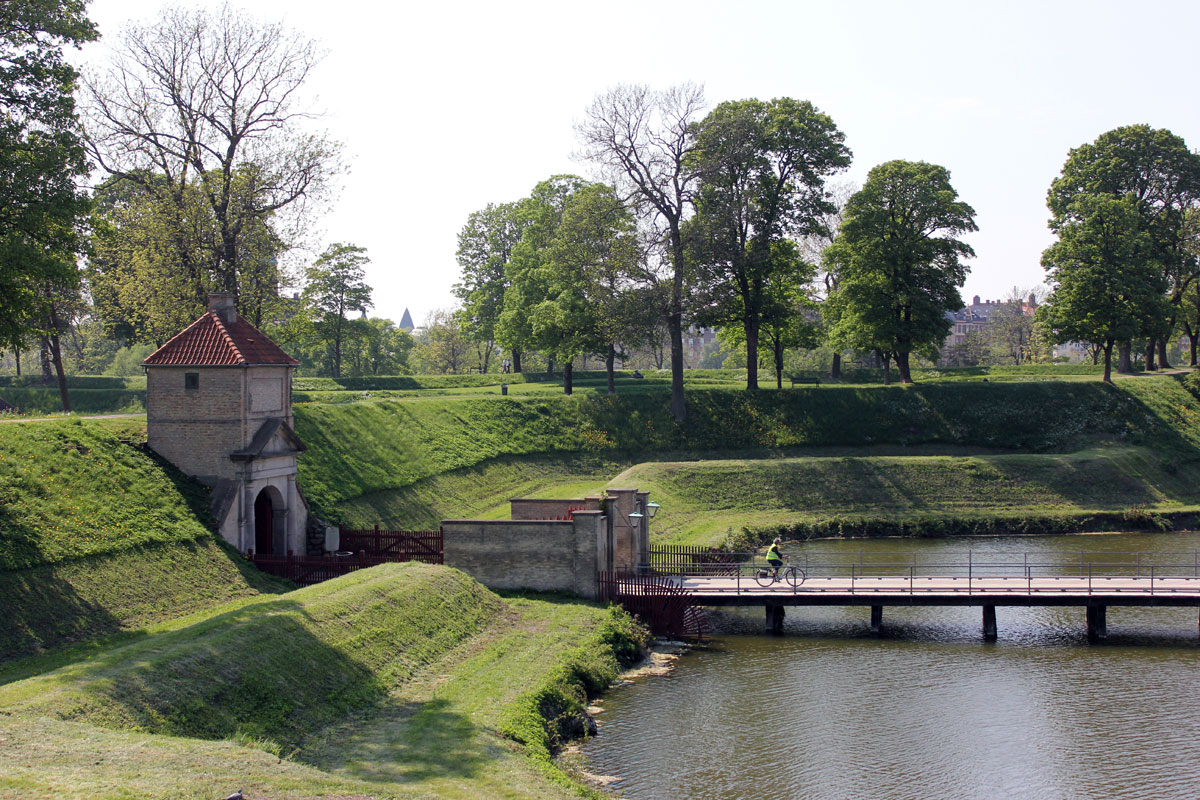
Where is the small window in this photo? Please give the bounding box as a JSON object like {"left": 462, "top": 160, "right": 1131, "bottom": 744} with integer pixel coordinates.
{"left": 184, "top": 372, "right": 199, "bottom": 390}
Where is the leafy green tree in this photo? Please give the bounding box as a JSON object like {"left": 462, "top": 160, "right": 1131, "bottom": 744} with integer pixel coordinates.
{"left": 691, "top": 97, "right": 850, "bottom": 390}
{"left": 0, "top": 0, "right": 97, "bottom": 410}
{"left": 303, "top": 243, "right": 372, "bottom": 378}
{"left": 495, "top": 175, "right": 590, "bottom": 374}
{"left": 823, "top": 161, "right": 977, "bottom": 383}
{"left": 1048, "top": 125, "right": 1200, "bottom": 369}
{"left": 578, "top": 84, "right": 707, "bottom": 421}
{"left": 1041, "top": 195, "right": 1163, "bottom": 382}
{"left": 453, "top": 201, "right": 524, "bottom": 372}
{"left": 413, "top": 309, "right": 470, "bottom": 374}
{"left": 536, "top": 183, "right": 644, "bottom": 394}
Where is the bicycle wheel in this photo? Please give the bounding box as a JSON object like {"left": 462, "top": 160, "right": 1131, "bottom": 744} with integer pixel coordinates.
{"left": 785, "top": 566, "right": 807, "bottom": 588}
{"left": 754, "top": 567, "right": 775, "bottom": 588}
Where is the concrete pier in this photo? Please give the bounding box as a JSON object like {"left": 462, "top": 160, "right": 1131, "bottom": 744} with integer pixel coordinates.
{"left": 766, "top": 603, "right": 785, "bottom": 635}
{"left": 1086, "top": 605, "right": 1107, "bottom": 640}
{"left": 870, "top": 605, "right": 883, "bottom": 634}
{"left": 983, "top": 605, "right": 997, "bottom": 640}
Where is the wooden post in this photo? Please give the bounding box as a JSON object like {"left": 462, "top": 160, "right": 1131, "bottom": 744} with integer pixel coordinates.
{"left": 982, "top": 605, "right": 997, "bottom": 641}
{"left": 870, "top": 605, "right": 883, "bottom": 634}
{"left": 1086, "top": 605, "right": 1107, "bottom": 641}
{"left": 765, "top": 603, "right": 785, "bottom": 635}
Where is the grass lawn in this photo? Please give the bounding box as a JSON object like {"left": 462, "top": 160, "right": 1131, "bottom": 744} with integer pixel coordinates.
{"left": 0, "top": 564, "right": 645, "bottom": 800}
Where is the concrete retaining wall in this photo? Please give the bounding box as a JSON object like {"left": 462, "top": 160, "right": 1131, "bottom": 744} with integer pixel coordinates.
{"left": 442, "top": 510, "right": 606, "bottom": 599}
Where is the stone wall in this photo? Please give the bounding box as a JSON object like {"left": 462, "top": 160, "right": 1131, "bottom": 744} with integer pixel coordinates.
{"left": 442, "top": 510, "right": 606, "bottom": 599}
{"left": 510, "top": 496, "right": 604, "bottom": 520}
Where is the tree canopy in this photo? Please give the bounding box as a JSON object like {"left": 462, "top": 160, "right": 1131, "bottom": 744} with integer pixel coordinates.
{"left": 823, "top": 160, "right": 976, "bottom": 383}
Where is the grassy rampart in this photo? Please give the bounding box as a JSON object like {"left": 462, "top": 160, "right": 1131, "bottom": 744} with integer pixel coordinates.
{"left": 0, "top": 563, "right": 647, "bottom": 799}
{"left": 0, "top": 419, "right": 288, "bottom": 662}
{"left": 295, "top": 376, "right": 1200, "bottom": 524}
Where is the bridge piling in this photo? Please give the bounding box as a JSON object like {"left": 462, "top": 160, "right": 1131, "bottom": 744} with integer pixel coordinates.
{"left": 870, "top": 605, "right": 883, "bottom": 634}
{"left": 1086, "top": 605, "right": 1107, "bottom": 640}
{"left": 982, "top": 605, "right": 997, "bottom": 640}
{"left": 766, "top": 603, "right": 785, "bottom": 635}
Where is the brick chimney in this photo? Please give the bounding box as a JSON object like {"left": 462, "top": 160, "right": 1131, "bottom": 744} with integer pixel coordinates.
{"left": 208, "top": 293, "right": 237, "bottom": 325}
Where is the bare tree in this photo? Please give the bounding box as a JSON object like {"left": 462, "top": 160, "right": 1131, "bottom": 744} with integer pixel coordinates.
{"left": 83, "top": 3, "right": 342, "bottom": 302}
{"left": 800, "top": 180, "right": 856, "bottom": 379}
{"left": 577, "top": 84, "right": 705, "bottom": 422}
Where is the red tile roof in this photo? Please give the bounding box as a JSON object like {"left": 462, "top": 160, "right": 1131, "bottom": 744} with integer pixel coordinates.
{"left": 142, "top": 311, "right": 298, "bottom": 367}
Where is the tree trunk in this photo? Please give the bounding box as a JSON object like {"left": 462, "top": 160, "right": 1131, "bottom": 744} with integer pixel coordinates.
{"left": 1101, "top": 339, "right": 1114, "bottom": 383}
{"left": 547, "top": 357, "right": 554, "bottom": 378}
{"left": 744, "top": 317, "right": 760, "bottom": 391}
{"left": 1157, "top": 337, "right": 1171, "bottom": 370}
{"left": 483, "top": 340, "right": 493, "bottom": 373}
{"left": 1145, "top": 339, "right": 1157, "bottom": 371}
{"left": 896, "top": 351, "right": 913, "bottom": 384}
{"left": 606, "top": 344, "right": 616, "bottom": 395}
{"left": 14, "top": 350, "right": 20, "bottom": 377}
{"left": 1117, "top": 341, "right": 1133, "bottom": 374}
{"left": 668, "top": 233, "right": 687, "bottom": 422}
{"left": 563, "top": 360, "right": 573, "bottom": 395}
{"left": 1189, "top": 333, "right": 1198, "bottom": 367}
{"left": 878, "top": 349, "right": 891, "bottom": 385}
{"left": 830, "top": 352, "right": 841, "bottom": 381}
{"left": 512, "top": 349, "right": 522, "bottom": 374}
{"left": 1091, "top": 346, "right": 1100, "bottom": 366}
{"left": 774, "top": 336, "right": 784, "bottom": 390}
{"left": 333, "top": 315, "right": 343, "bottom": 378}
{"left": 40, "top": 338, "right": 52, "bottom": 382}
{"left": 46, "top": 310, "right": 70, "bottom": 414}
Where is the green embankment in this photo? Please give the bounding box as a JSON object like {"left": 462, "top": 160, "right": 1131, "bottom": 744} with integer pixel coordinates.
{"left": 295, "top": 375, "right": 1200, "bottom": 530}
{"left": 0, "top": 419, "right": 287, "bottom": 661}
{"left": 0, "top": 563, "right": 647, "bottom": 800}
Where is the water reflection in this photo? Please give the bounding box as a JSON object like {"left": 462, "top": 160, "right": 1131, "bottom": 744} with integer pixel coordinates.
{"left": 583, "top": 532, "right": 1200, "bottom": 799}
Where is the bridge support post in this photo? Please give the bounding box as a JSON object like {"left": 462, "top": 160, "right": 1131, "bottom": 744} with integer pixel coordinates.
{"left": 982, "top": 605, "right": 997, "bottom": 641}
{"left": 1086, "top": 605, "right": 1107, "bottom": 641}
{"left": 765, "top": 603, "right": 785, "bottom": 635}
{"left": 870, "top": 605, "right": 883, "bottom": 634}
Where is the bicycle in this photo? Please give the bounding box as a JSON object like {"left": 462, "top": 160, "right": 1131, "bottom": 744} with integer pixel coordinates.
{"left": 754, "top": 557, "right": 806, "bottom": 588}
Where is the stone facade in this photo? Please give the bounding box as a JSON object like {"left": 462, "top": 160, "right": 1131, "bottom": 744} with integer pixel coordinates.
{"left": 143, "top": 294, "right": 307, "bottom": 556}
{"left": 441, "top": 488, "right": 653, "bottom": 599}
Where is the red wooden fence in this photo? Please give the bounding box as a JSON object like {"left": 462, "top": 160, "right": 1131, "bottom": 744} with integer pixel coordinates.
{"left": 248, "top": 527, "right": 442, "bottom": 586}
{"left": 598, "top": 571, "right": 709, "bottom": 640}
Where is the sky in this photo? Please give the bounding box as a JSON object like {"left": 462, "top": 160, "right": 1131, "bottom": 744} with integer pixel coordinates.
{"left": 73, "top": 0, "right": 1200, "bottom": 326}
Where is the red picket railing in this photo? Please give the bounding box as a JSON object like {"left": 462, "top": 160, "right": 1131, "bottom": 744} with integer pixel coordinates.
{"left": 248, "top": 527, "right": 442, "bottom": 586}
{"left": 598, "top": 571, "right": 709, "bottom": 640}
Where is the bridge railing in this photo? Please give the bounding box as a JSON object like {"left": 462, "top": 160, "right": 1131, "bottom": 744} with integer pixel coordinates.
{"left": 643, "top": 549, "right": 1200, "bottom": 597}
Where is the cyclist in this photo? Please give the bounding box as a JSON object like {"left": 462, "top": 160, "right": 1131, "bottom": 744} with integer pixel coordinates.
{"left": 765, "top": 537, "right": 786, "bottom": 582}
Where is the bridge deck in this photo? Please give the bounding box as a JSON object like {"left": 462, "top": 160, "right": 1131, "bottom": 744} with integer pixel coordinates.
{"left": 665, "top": 574, "right": 1200, "bottom": 607}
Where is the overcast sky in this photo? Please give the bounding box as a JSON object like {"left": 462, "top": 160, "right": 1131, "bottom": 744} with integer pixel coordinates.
{"left": 74, "top": 0, "right": 1200, "bottom": 325}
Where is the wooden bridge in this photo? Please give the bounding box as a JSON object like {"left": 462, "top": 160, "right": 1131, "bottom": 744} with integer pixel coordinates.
{"left": 603, "top": 548, "right": 1200, "bottom": 640}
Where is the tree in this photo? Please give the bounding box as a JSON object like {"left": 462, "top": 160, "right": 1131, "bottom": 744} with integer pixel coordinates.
{"left": 823, "top": 161, "right": 977, "bottom": 383}
{"left": 495, "top": 175, "right": 590, "bottom": 375}
{"left": 578, "top": 84, "right": 706, "bottom": 421}
{"left": 1041, "top": 195, "right": 1163, "bottom": 382}
{"left": 1047, "top": 125, "right": 1200, "bottom": 370}
{"left": 537, "top": 183, "right": 644, "bottom": 394}
{"left": 0, "top": 0, "right": 97, "bottom": 410}
{"left": 987, "top": 286, "right": 1046, "bottom": 365}
{"left": 800, "top": 181, "right": 856, "bottom": 378}
{"left": 453, "top": 201, "right": 523, "bottom": 373}
{"left": 83, "top": 4, "right": 341, "bottom": 318}
{"left": 691, "top": 97, "right": 850, "bottom": 390}
{"left": 413, "top": 309, "right": 470, "bottom": 374}
{"left": 303, "top": 243, "right": 372, "bottom": 379}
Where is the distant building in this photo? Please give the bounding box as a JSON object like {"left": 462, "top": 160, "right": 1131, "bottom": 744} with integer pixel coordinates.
{"left": 944, "top": 294, "right": 1038, "bottom": 349}
{"left": 142, "top": 293, "right": 308, "bottom": 557}
{"left": 399, "top": 308, "right": 414, "bottom": 332}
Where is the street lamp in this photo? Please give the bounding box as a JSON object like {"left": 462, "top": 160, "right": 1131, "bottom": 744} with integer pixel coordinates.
{"left": 647, "top": 502, "right": 660, "bottom": 519}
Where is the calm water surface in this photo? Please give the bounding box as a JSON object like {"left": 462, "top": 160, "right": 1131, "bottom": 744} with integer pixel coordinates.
{"left": 582, "top": 532, "right": 1200, "bottom": 799}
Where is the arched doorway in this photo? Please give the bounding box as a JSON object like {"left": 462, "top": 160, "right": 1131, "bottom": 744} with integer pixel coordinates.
{"left": 254, "top": 489, "right": 275, "bottom": 554}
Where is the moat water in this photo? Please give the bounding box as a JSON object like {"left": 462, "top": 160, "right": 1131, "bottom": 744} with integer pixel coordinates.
{"left": 581, "top": 531, "right": 1200, "bottom": 799}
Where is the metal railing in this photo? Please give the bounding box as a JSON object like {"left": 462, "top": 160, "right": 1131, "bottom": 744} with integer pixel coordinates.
{"left": 642, "top": 549, "right": 1200, "bottom": 598}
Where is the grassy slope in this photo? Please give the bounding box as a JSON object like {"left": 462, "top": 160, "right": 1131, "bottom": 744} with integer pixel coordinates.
{"left": 295, "top": 375, "right": 1200, "bottom": 527}
{"left": 621, "top": 446, "right": 1200, "bottom": 547}
{"left": 0, "top": 418, "right": 288, "bottom": 662}
{"left": 0, "top": 563, "right": 645, "bottom": 800}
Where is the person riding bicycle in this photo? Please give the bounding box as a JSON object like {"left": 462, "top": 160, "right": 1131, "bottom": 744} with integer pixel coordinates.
{"left": 765, "top": 538, "right": 785, "bottom": 582}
